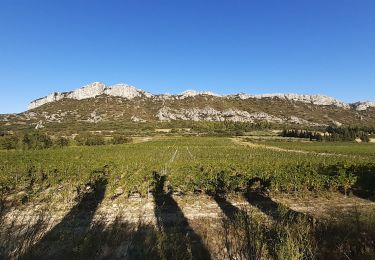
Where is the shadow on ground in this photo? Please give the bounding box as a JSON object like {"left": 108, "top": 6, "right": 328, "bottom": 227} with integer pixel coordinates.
{"left": 21, "top": 177, "right": 108, "bottom": 259}
{"left": 10, "top": 176, "right": 160, "bottom": 260}
{"left": 209, "top": 192, "right": 265, "bottom": 260}
{"left": 153, "top": 171, "right": 211, "bottom": 260}
{"left": 243, "top": 178, "right": 309, "bottom": 222}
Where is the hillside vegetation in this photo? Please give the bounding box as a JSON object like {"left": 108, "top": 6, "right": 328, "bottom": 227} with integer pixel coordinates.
{"left": 1, "top": 94, "right": 375, "bottom": 134}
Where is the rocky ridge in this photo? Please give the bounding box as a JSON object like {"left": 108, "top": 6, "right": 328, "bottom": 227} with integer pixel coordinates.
{"left": 28, "top": 82, "right": 152, "bottom": 110}
{"left": 229, "top": 93, "right": 350, "bottom": 109}
{"left": 28, "top": 82, "right": 373, "bottom": 111}
{"left": 352, "top": 101, "right": 375, "bottom": 111}
{"left": 1, "top": 81, "right": 369, "bottom": 130}
{"left": 155, "top": 107, "right": 325, "bottom": 126}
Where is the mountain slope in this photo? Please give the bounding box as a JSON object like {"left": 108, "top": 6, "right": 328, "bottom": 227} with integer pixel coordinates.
{"left": 1, "top": 82, "right": 375, "bottom": 132}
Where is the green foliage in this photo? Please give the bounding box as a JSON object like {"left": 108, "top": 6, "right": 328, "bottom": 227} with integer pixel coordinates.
{"left": 22, "top": 132, "right": 53, "bottom": 150}
{"left": 75, "top": 134, "right": 105, "bottom": 146}
{"left": 283, "top": 126, "right": 371, "bottom": 142}
{"left": 282, "top": 129, "right": 322, "bottom": 141}
{"left": 0, "top": 135, "right": 19, "bottom": 150}
{"left": 54, "top": 136, "right": 69, "bottom": 148}
{"left": 0, "top": 137, "right": 373, "bottom": 199}
{"left": 325, "top": 126, "right": 370, "bottom": 142}
{"left": 111, "top": 135, "right": 132, "bottom": 145}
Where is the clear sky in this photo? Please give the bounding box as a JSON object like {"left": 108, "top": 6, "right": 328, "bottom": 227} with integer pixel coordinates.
{"left": 0, "top": 0, "right": 374, "bottom": 113}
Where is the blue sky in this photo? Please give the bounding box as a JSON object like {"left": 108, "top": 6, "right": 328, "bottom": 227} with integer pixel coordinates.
{"left": 0, "top": 0, "right": 374, "bottom": 113}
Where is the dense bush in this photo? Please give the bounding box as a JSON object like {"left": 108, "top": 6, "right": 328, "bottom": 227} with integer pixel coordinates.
{"left": 0, "top": 132, "right": 54, "bottom": 150}
{"left": 54, "top": 136, "right": 69, "bottom": 148}
{"left": 0, "top": 135, "right": 19, "bottom": 150}
{"left": 111, "top": 135, "right": 132, "bottom": 145}
{"left": 76, "top": 134, "right": 105, "bottom": 146}
{"left": 325, "top": 126, "right": 370, "bottom": 142}
{"left": 22, "top": 132, "right": 53, "bottom": 150}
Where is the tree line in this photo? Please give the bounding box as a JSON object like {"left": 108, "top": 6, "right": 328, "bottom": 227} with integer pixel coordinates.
{"left": 282, "top": 126, "right": 371, "bottom": 142}
{"left": 0, "top": 132, "right": 132, "bottom": 150}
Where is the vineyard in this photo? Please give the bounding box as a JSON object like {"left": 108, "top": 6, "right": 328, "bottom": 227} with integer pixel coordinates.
{"left": 0, "top": 137, "right": 374, "bottom": 259}
{"left": 250, "top": 139, "right": 375, "bottom": 156}
{"left": 1, "top": 137, "right": 374, "bottom": 198}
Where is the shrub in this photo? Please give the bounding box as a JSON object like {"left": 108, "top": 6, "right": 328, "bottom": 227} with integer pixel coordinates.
{"left": 0, "top": 135, "right": 19, "bottom": 150}
{"left": 22, "top": 132, "right": 53, "bottom": 150}
{"left": 55, "top": 137, "right": 69, "bottom": 148}
{"left": 76, "top": 134, "right": 105, "bottom": 146}
{"left": 111, "top": 135, "right": 132, "bottom": 145}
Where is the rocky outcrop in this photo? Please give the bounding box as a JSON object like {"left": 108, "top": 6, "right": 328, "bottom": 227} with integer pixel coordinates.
{"left": 227, "top": 93, "right": 350, "bottom": 109}
{"left": 178, "top": 90, "right": 220, "bottom": 99}
{"left": 155, "top": 107, "right": 327, "bottom": 125}
{"left": 104, "top": 84, "right": 152, "bottom": 99}
{"left": 352, "top": 101, "right": 375, "bottom": 111}
{"left": 156, "top": 106, "right": 285, "bottom": 123}
{"left": 28, "top": 82, "right": 151, "bottom": 110}
{"left": 86, "top": 111, "right": 102, "bottom": 123}
{"left": 66, "top": 82, "right": 105, "bottom": 100}
{"left": 131, "top": 116, "right": 146, "bottom": 122}
{"left": 28, "top": 92, "right": 66, "bottom": 110}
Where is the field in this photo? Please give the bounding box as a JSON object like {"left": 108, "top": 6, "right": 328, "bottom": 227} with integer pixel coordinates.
{"left": 249, "top": 139, "right": 375, "bottom": 156}
{"left": 1, "top": 136, "right": 375, "bottom": 259}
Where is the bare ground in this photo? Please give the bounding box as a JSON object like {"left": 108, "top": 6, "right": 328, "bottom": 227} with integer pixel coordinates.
{"left": 1, "top": 187, "right": 374, "bottom": 259}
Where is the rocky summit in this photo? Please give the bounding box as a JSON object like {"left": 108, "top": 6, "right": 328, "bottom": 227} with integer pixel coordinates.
{"left": 28, "top": 82, "right": 153, "bottom": 110}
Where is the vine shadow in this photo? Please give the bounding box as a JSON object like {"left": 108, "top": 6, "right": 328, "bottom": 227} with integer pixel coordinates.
{"left": 21, "top": 177, "right": 108, "bottom": 259}
{"left": 152, "top": 171, "right": 210, "bottom": 260}
{"left": 244, "top": 178, "right": 308, "bottom": 222}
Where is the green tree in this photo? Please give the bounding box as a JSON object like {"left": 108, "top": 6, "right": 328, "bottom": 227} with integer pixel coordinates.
{"left": 0, "top": 135, "right": 19, "bottom": 150}
{"left": 22, "top": 132, "right": 53, "bottom": 150}
{"left": 55, "top": 136, "right": 69, "bottom": 147}
{"left": 76, "top": 134, "right": 105, "bottom": 146}
{"left": 111, "top": 135, "right": 132, "bottom": 145}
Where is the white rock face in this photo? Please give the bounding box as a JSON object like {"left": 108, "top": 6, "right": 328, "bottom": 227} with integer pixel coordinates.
{"left": 131, "top": 115, "right": 146, "bottom": 122}
{"left": 67, "top": 82, "right": 105, "bottom": 100}
{"left": 34, "top": 121, "right": 45, "bottom": 129}
{"left": 179, "top": 90, "right": 220, "bottom": 99}
{"left": 353, "top": 101, "right": 375, "bottom": 111}
{"left": 156, "top": 106, "right": 284, "bottom": 123}
{"left": 28, "top": 92, "right": 65, "bottom": 110}
{"left": 105, "top": 84, "right": 148, "bottom": 99}
{"left": 86, "top": 111, "right": 102, "bottom": 123}
{"left": 155, "top": 107, "right": 327, "bottom": 125}
{"left": 28, "top": 82, "right": 151, "bottom": 109}
{"left": 227, "top": 93, "right": 350, "bottom": 109}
